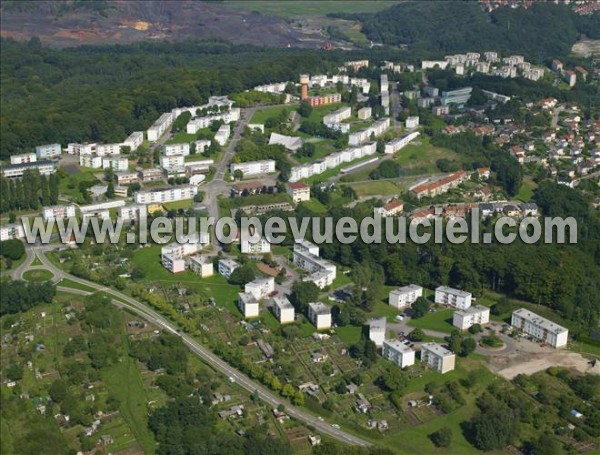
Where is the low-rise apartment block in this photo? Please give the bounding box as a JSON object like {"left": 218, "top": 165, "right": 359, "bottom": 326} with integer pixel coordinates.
{"left": 230, "top": 160, "right": 276, "bottom": 177}
{"left": 384, "top": 131, "right": 420, "bottom": 155}
{"left": 138, "top": 168, "right": 163, "bottom": 182}
{"left": 218, "top": 258, "right": 239, "bottom": 279}
{"left": 116, "top": 172, "right": 139, "bottom": 186}
{"left": 453, "top": 305, "right": 490, "bottom": 330}
{"left": 80, "top": 155, "right": 102, "bottom": 168}
{"left": 272, "top": 296, "right": 295, "bottom": 324}
{"left": 435, "top": 286, "right": 472, "bottom": 310}
{"left": 244, "top": 277, "right": 275, "bottom": 300}
{"left": 511, "top": 308, "right": 568, "bottom": 348}
{"left": 369, "top": 317, "right": 386, "bottom": 347}
{"left": 382, "top": 339, "right": 416, "bottom": 368}
{"left": 349, "top": 118, "right": 390, "bottom": 146}
{"left": 287, "top": 182, "right": 310, "bottom": 203}
{"left": 215, "top": 124, "right": 231, "bottom": 146}
{"left": 0, "top": 223, "right": 25, "bottom": 241}
{"left": 420, "top": 343, "right": 456, "bottom": 374}
{"left": 102, "top": 156, "right": 129, "bottom": 172}
{"left": 35, "top": 143, "right": 62, "bottom": 159}
{"left": 42, "top": 205, "right": 76, "bottom": 221}
{"left": 308, "top": 302, "right": 332, "bottom": 330}
{"left": 240, "top": 236, "right": 271, "bottom": 254}
{"left": 147, "top": 113, "right": 174, "bottom": 142}
{"left": 133, "top": 186, "right": 198, "bottom": 204}
{"left": 96, "top": 143, "right": 123, "bottom": 156}
{"left": 119, "top": 204, "right": 145, "bottom": 221}
{"left": 10, "top": 153, "right": 37, "bottom": 165}
{"left": 2, "top": 160, "right": 57, "bottom": 178}
{"left": 187, "top": 255, "right": 214, "bottom": 278}
{"left": 405, "top": 116, "right": 420, "bottom": 129}
{"left": 122, "top": 131, "right": 144, "bottom": 152}
{"left": 409, "top": 171, "right": 468, "bottom": 200}
{"left": 293, "top": 240, "right": 337, "bottom": 289}
{"left": 357, "top": 107, "right": 372, "bottom": 120}
{"left": 161, "top": 154, "right": 185, "bottom": 170}
{"left": 164, "top": 143, "right": 190, "bottom": 156}
{"left": 160, "top": 235, "right": 210, "bottom": 273}
{"left": 238, "top": 292, "right": 260, "bottom": 319}
{"left": 389, "top": 284, "right": 423, "bottom": 309}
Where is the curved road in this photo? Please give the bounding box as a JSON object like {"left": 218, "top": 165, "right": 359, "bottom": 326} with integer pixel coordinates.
{"left": 21, "top": 246, "right": 370, "bottom": 447}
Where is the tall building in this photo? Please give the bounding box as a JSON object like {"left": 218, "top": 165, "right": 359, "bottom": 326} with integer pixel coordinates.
{"left": 300, "top": 74, "right": 309, "bottom": 100}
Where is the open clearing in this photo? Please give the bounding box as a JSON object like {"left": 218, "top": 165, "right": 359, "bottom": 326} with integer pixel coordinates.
{"left": 222, "top": 1, "right": 398, "bottom": 17}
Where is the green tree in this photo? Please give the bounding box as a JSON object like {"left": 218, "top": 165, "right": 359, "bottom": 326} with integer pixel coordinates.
{"left": 408, "top": 328, "right": 425, "bottom": 341}
{"left": 430, "top": 427, "right": 453, "bottom": 448}
{"left": 460, "top": 337, "right": 477, "bottom": 357}
{"left": 411, "top": 297, "right": 431, "bottom": 318}
{"left": 49, "top": 379, "right": 68, "bottom": 403}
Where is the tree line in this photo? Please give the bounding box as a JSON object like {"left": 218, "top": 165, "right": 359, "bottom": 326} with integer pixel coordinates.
{"left": 0, "top": 170, "right": 59, "bottom": 214}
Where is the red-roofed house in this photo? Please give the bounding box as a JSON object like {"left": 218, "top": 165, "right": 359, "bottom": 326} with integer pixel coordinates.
{"left": 409, "top": 171, "right": 468, "bottom": 200}
{"left": 377, "top": 199, "right": 404, "bottom": 217}
{"left": 287, "top": 182, "right": 311, "bottom": 203}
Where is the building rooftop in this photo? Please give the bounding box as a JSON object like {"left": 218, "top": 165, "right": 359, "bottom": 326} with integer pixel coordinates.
{"left": 219, "top": 258, "right": 240, "bottom": 269}
{"left": 309, "top": 301, "right": 331, "bottom": 315}
{"left": 513, "top": 308, "right": 568, "bottom": 335}
{"left": 393, "top": 284, "right": 423, "bottom": 294}
{"left": 3, "top": 160, "right": 55, "bottom": 170}
{"left": 455, "top": 305, "right": 490, "bottom": 317}
{"left": 421, "top": 343, "right": 454, "bottom": 357}
{"left": 238, "top": 292, "right": 258, "bottom": 305}
{"left": 288, "top": 182, "right": 310, "bottom": 190}
{"left": 272, "top": 296, "right": 293, "bottom": 310}
{"left": 436, "top": 286, "right": 471, "bottom": 298}
{"left": 369, "top": 317, "right": 386, "bottom": 333}
{"left": 383, "top": 339, "right": 414, "bottom": 352}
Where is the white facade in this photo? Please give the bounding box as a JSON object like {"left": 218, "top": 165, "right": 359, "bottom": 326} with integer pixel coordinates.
{"left": 187, "top": 255, "right": 214, "bottom": 277}
{"left": 35, "top": 143, "right": 62, "bottom": 159}
{"left": 185, "top": 108, "right": 240, "bottom": 134}
{"left": 2, "top": 161, "right": 57, "bottom": 178}
{"left": 80, "top": 155, "right": 102, "bottom": 168}
{"left": 218, "top": 258, "right": 239, "bottom": 279}
{"left": 42, "top": 205, "right": 76, "bottom": 221}
{"left": 240, "top": 236, "right": 271, "bottom": 254}
{"left": 119, "top": 204, "right": 145, "bottom": 221}
{"left": 272, "top": 296, "right": 295, "bottom": 324}
{"left": 134, "top": 186, "right": 198, "bottom": 204}
{"left": 116, "top": 172, "right": 139, "bottom": 186}
{"left": 96, "top": 143, "right": 123, "bottom": 156}
{"left": 164, "top": 143, "right": 190, "bottom": 157}
{"left": 420, "top": 343, "right": 456, "bottom": 374}
{"left": 238, "top": 292, "right": 260, "bottom": 319}
{"left": 244, "top": 277, "right": 275, "bottom": 300}
{"left": 0, "top": 223, "right": 25, "bottom": 241}
{"left": 368, "top": 317, "right": 386, "bottom": 347}
{"left": 287, "top": 183, "right": 310, "bottom": 203}
{"left": 382, "top": 339, "right": 416, "bottom": 368}
{"left": 122, "top": 131, "right": 144, "bottom": 152}
{"left": 10, "top": 153, "right": 37, "bottom": 165}
{"left": 389, "top": 284, "right": 423, "bottom": 309}
{"left": 348, "top": 118, "right": 390, "bottom": 146}
{"left": 160, "top": 235, "right": 210, "bottom": 274}
{"left": 214, "top": 124, "right": 231, "bottom": 146}
{"left": 147, "top": 113, "right": 174, "bottom": 142}
{"left": 511, "top": 309, "right": 568, "bottom": 348}
{"left": 102, "top": 156, "right": 129, "bottom": 172}
{"left": 323, "top": 106, "right": 352, "bottom": 125}
{"left": 230, "top": 160, "right": 276, "bottom": 177}
{"left": 384, "top": 132, "right": 420, "bottom": 155}
{"left": 453, "top": 305, "right": 490, "bottom": 330}
{"left": 308, "top": 302, "right": 332, "bottom": 330}
{"left": 161, "top": 154, "right": 185, "bottom": 170}
{"left": 405, "top": 116, "right": 420, "bottom": 129}
{"left": 435, "top": 286, "right": 472, "bottom": 310}
{"left": 357, "top": 107, "right": 372, "bottom": 120}
{"left": 293, "top": 240, "right": 337, "bottom": 289}
{"left": 194, "top": 139, "right": 211, "bottom": 154}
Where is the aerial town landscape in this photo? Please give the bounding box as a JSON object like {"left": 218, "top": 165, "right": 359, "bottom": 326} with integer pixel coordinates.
{"left": 1, "top": 1, "right": 600, "bottom": 455}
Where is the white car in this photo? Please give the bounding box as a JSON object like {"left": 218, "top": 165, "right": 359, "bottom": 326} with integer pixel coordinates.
{"left": 228, "top": 376, "right": 236, "bottom": 383}
{"left": 331, "top": 424, "right": 340, "bottom": 429}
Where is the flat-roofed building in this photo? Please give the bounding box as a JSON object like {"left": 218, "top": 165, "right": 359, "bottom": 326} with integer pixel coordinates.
{"left": 96, "top": 143, "right": 123, "bottom": 156}
{"left": 10, "top": 153, "right": 37, "bottom": 165}
{"left": 215, "top": 124, "right": 231, "bottom": 146}
{"left": 293, "top": 240, "right": 336, "bottom": 289}
{"left": 134, "top": 186, "right": 197, "bottom": 204}
{"left": 308, "top": 301, "right": 331, "bottom": 330}
{"left": 218, "top": 258, "right": 239, "bottom": 279}
{"left": 122, "top": 131, "right": 143, "bottom": 152}
{"left": 164, "top": 143, "right": 190, "bottom": 157}
{"left": 2, "top": 160, "right": 57, "bottom": 178}
{"left": 147, "top": 113, "right": 174, "bottom": 142}
{"left": 453, "top": 305, "right": 490, "bottom": 330}
{"left": 238, "top": 292, "right": 260, "bottom": 319}
{"left": 420, "top": 343, "right": 456, "bottom": 374}
{"left": 272, "top": 296, "right": 295, "bottom": 324}
{"left": 0, "top": 223, "right": 25, "bottom": 241}
{"left": 187, "top": 255, "right": 214, "bottom": 277}
{"left": 102, "top": 156, "right": 129, "bottom": 172}
{"left": 230, "top": 160, "right": 276, "bottom": 177}
{"left": 80, "top": 155, "right": 103, "bottom": 168}
{"left": 116, "top": 172, "right": 139, "bottom": 186}
{"left": 389, "top": 284, "right": 423, "bottom": 309}
{"left": 435, "top": 286, "right": 472, "bottom": 310}
{"left": 511, "top": 308, "right": 568, "bottom": 348}
{"left": 185, "top": 159, "right": 213, "bottom": 175}
{"left": 161, "top": 154, "right": 185, "bottom": 170}
{"left": 42, "top": 205, "right": 76, "bottom": 221}
{"left": 244, "top": 277, "right": 275, "bottom": 300}
{"left": 160, "top": 235, "right": 210, "bottom": 274}
{"left": 384, "top": 131, "right": 420, "bottom": 155}
{"left": 369, "top": 317, "right": 386, "bottom": 347}
{"left": 382, "top": 339, "right": 416, "bottom": 368}
{"left": 138, "top": 168, "right": 164, "bottom": 182}
{"left": 35, "top": 143, "right": 62, "bottom": 159}
{"left": 287, "top": 182, "right": 310, "bottom": 203}
{"left": 240, "top": 236, "right": 271, "bottom": 254}
{"left": 405, "top": 116, "right": 420, "bottom": 129}
{"left": 119, "top": 204, "right": 145, "bottom": 221}
{"left": 357, "top": 107, "right": 372, "bottom": 120}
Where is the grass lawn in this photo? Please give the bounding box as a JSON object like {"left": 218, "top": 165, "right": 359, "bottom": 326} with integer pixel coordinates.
{"left": 297, "top": 199, "right": 327, "bottom": 214}
{"left": 407, "top": 309, "right": 455, "bottom": 334}
{"left": 57, "top": 278, "right": 96, "bottom": 293}
{"left": 350, "top": 180, "right": 401, "bottom": 198}
{"left": 22, "top": 269, "right": 55, "bottom": 282}
{"left": 250, "top": 105, "right": 294, "bottom": 124}
{"left": 335, "top": 325, "right": 362, "bottom": 346}
{"left": 162, "top": 199, "right": 194, "bottom": 211}
{"left": 166, "top": 132, "right": 197, "bottom": 144}
{"left": 395, "top": 136, "right": 459, "bottom": 175}
{"left": 222, "top": 1, "right": 398, "bottom": 17}
{"left": 516, "top": 177, "right": 537, "bottom": 202}
{"left": 103, "top": 334, "right": 156, "bottom": 454}
{"left": 59, "top": 166, "right": 101, "bottom": 201}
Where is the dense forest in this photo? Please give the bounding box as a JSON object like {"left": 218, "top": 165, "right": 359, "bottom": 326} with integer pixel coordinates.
{"left": 338, "top": 3, "right": 600, "bottom": 58}
{"left": 0, "top": 39, "right": 342, "bottom": 159}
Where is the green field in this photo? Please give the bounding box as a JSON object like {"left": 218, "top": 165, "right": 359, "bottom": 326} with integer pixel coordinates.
{"left": 250, "top": 105, "right": 295, "bottom": 124}
{"left": 395, "top": 136, "right": 459, "bottom": 175}
{"left": 350, "top": 180, "right": 401, "bottom": 197}
{"left": 22, "top": 269, "right": 55, "bottom": 282}
{"left": 407, "top": 309, "right": 455, "bottom": 334}
{"left": 57, "top": 277, "right": 96, "bottom": 293}
{"left": 166, "top": 132, "right": 198, "bottom": 144}
{"left": 162, "top": 199, "right": 194, "bottom": 211}
{"left": 59, "top": 166, "right": 100, "bottom": 200}
{"left": 222, "top": 1, "right": 399, "bottom": 17}
{"left": 516, "top": 177, "right": 538, "bottom": 202}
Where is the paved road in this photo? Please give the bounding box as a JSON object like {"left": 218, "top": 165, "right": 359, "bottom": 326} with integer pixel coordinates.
{"left": 29, "top": 246, "right": 370, "bottom": 447}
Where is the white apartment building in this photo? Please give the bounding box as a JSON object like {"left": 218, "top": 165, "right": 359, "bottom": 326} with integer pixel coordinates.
{"left": 133, "top": 186, "right": 198, "bottom": 204}
{"left": 96, "top": 143, "right": 123, "bottom": 156}
{"left": 2, "top": 161, "right": 57, "bottom": 178}
{"left": 214, "top": 124, "right": 231, "bottom": 146}
{"left": 420, "top": 343, "right": 456, "bottom": 374}
{"left": 119, "top": 204, "right": 145, "bottom": 221}
{"left": 323, "top": 106, "right": 352, "bottom": 126}
{"left": 35, "top": 143, "right": 62, "bottom": 159}
{"left": 102, "top": 156, "right": 129, "bottom": 172}
{"left": 435, "top": 286, "right": 472, "bottom": 310}
{"left": 511, "top": 309, "right": 568, "bottom": 348}
{"left": 244, "top": 277, "right": 275, "bottom": 300}
{"left": 185, "top": 159, "right": 213, "bottom": 175}
{"left": 116, "top": 172, "right": 139, "bottom": 186}
{"left": 194, "top": 139, "right": 211, "bottom": 154}
{"left": 80, "top": 155, "right": 102, "bottom": 168}
{"left": 369, "top": 317, "right": 386, "bottom": 347}
{"left": 187, "top": 255, "right": 214, "bottom": 278}
{"left": 293, "top": 240, "right": 337, "bottom": 289}
{"left": 272, "top": 296, "right": 295, "bottom": 324}
{"left": 160, "top": 235, "right": 210, "bottom": 273}
{"left": 308, "top": 302, "right": 332, "bottom": 330}
{"left": 79, "top": 200, "right": 125, "bottom": 219}
{"left": 161, "top": 154, "right": 185, "bottom": 170}
{"left": 240, "top": 236, "right": 271, "bottom": 254}
{"left": 218, "top": 258, "right": 239, "bottom": 279}
{"left": 453, "top": 305, "right": 490, "bottom": 330}
{"left": 384, "top": 132, "right": 420, "bottom": 155}
{"left": 42, "top": 205, "right": 76, "bottom": 221}
{"left": 122, "top": 131, "right": 144, "bottom": 152}
{"left": 357, "top": 107, "right": 372, "bottom": 120}
{"left": 10, "top": 153, "right": 36, "bottom": 165}
{"left": 147, "top": 113, "right": 174, "bottom": 142}
{"left": 238, "top": 292, "right": 260, "bottom": 319}
{"left": 382, "top": 339, "right": 416, "bottom": 368}
{"left": 230, "top": 160, "right": 276, "bottom": 177}
{"left": 287, "top": 182, "right": 310, "bottom": 203}
{"left": 405, "top": 116, "right": 420, "bottom": 129}
{"left": 389, "top": 284, "right": 423, "bottom": 309}
{"left": 185, "top": 108, "right": 240, "bottom": 134}
{"left": 348, "top": 118, "right": 390, "bottom": 146}
{"left": 164, "top": 143, "right": 190, "bottom": 157}
{"left": 0, "top": 223, "right": 25, "bottom": 241}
